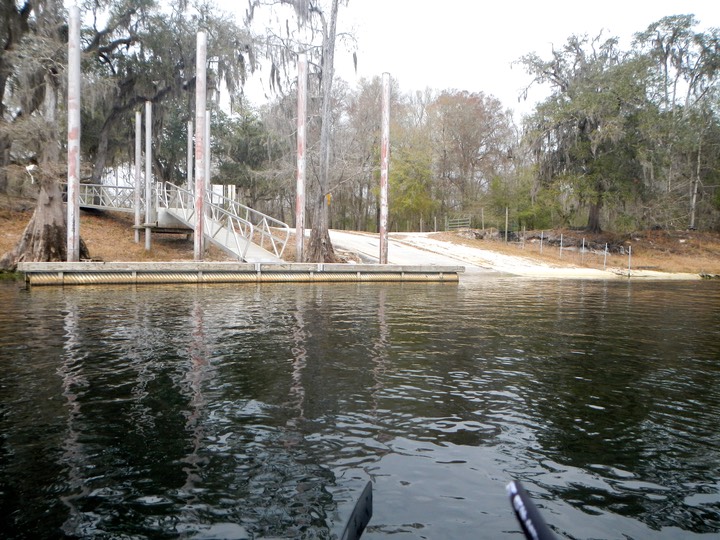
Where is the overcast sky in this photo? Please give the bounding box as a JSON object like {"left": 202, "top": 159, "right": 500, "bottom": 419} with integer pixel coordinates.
{"left": 231, "top": 0, "right": 720, "bottom": 120}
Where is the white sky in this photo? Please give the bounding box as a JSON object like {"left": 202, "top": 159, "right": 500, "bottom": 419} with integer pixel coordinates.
{"left": 229, "top": 0, "right": 720, "bottom": 121}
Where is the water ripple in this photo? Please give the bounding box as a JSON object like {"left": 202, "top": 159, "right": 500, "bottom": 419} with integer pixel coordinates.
{"left": 1, "top": 280, "right": 720, "bottom": 538}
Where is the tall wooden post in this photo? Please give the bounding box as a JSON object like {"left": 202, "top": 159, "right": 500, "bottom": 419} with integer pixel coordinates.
{"left": 295, "top": 53, "right": 307, "bottom": 262}
{"left": 66, "top": 5, "right": 81, "bottom": 261}
{"left": 379, "top": 73, "right": 390, "bottom": 264}
{"left": 194, "top": 32, "right": 207, "bottom": 261}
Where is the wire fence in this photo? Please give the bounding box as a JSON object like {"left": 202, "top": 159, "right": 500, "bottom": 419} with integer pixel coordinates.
{"left": 508, "top": 230, "right": 636, "bottom": 275}
{"left": 434, "top": 208, "right": 640, "bottom": 274}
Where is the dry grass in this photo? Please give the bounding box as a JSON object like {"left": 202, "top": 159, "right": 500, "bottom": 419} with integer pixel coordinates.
{"left": 0, "top": 207, "right": 32, "bottom": 254}
{"left": 0, "top": 207, "right": 233, "bottom": 262}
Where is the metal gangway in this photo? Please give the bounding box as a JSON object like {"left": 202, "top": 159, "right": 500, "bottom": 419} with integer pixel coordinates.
{"left": 72, "top": 182, "right": 290, "bottom": 263}
{"left": 75, "top": 182, "right": 137, "bottom": 212}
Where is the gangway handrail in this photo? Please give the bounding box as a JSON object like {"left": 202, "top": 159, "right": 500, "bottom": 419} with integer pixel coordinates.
{"left": 62, "top": 182, "right": 140, "bottom": 212}
{"left": 63, "top": 180, "right": 290, "bottom": 261}
{"left": 160, "top": 183, "right": 255, "bottom": 260}
{"left": 205, "top": 188, "right": 290, "bottom": 258}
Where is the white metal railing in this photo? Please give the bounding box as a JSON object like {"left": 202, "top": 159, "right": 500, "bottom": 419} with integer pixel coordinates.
{"left": 65, "top": 181, "right": 290, "bottom": 261}
{"left": 206, "top": 187, "right": 290, "bottom": 258}
{"left": 72, "top": 183, "right": 140, "bottom": 211}
{"left": 162, "top": 182, "right": 290, "bottom": 260}
{"left": 161, "top": 183, "right": 253, "bottom": 260}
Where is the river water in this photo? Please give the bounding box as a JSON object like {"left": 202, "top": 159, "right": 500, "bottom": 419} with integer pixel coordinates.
{"left": 1, "top": 277, "right": 719, "bottom": 539}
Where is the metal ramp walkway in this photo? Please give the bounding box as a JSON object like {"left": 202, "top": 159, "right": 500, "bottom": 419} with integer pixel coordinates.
{"left": 74, "top": 182, "right": 290, "bottom": 263}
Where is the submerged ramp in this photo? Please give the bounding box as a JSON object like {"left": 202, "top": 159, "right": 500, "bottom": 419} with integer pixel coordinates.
{"left": 17, "top": 262, "right": 464, "bottom": 286}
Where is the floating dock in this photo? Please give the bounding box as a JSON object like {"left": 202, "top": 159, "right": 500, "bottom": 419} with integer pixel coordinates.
{"left": 17, "top": 262, "right": 464, "bottom": 286}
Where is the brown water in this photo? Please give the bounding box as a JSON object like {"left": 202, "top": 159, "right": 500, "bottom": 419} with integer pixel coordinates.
{"left": 1, "top": 278, "right": 719, "bottom": 539}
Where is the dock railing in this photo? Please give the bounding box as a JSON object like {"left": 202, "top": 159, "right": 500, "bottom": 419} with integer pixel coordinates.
{"left": 163, "top": 183, "right": 290, "bottom": 260}
{"left": 74, "top": 183, "right": 138, "bottom": 211}
{"left": 64, "top": 180, "right": 290, "bottom": 261}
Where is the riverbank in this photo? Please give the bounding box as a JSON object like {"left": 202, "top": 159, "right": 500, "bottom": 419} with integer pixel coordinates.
{"left": 2, "top": 204, "right": 719, "bottom": 279}
{"left": 393, "top": 230, "right": 720, "bottom": 280}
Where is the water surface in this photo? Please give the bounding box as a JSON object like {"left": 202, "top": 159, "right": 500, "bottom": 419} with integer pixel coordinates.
{"left": 1, "top": 278, "right": 719, "bottom": 539}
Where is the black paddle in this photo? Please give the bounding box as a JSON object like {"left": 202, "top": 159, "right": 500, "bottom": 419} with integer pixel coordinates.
{"left": 339, "top": 481, "right": 373, "bottom": 540}
{"left": 507, "top": 480, "right": 557, "bottom": 540}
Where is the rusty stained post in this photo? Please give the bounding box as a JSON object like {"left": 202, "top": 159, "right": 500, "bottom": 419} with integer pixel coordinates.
{"left": 295, "top": 53, "right": 307, "bottom": 262}
{"left": 144, "top": 101, "right": 153, "bottom": 251}
{"left": 134, "top": 111, "right": 142, "bottom": 243}
{"left": 194, "top": 31, "right": 207, "bottom": 261}
{"left": 379, "top": 72, "right": 390, "bottom": 264}
{"left": 187, "top": 120, "right": 193, "bottom": 193}
{"left": 66, "top": 5, "right": 81, "bottom": 262}
{"left": 205, "top": 110, "right": 211, "bottom": 193}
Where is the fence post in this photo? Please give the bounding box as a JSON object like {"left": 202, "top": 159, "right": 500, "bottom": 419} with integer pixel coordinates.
{"left": 604, "top": 243, "right": 608, "bottom": 270}
{"left": 560, "top": 234, "right": 563, "bottom": 258}
{"left": 540, "top": 230, "right": 544, "bottom": 254}
{"left": 628, "top": 245, "right": 632, "bottom": 277}
{"left": 505, "top": 207, "right": 509, "bottom": 242}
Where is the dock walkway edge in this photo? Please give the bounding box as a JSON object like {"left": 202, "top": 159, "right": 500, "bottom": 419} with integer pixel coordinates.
{"left": 17, "top": 262, "right": 464, "bottom": 286}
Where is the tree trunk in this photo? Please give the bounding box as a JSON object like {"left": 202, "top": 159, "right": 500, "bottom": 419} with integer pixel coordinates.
{"left": 306, "top": 193, "right": 336, "bottom": 262}
{"left": 0, "top": 2, "right": 32, "bottom": 193}
{"left": 0, "top": 0, "right": 95, "bottom": 271}
{"left": 689, "top": 130, "right": 704, "bottom": 230}
{"left": 0, "top": 167, "right": 89, "bottom": 271}
{"left": 92, "top": 128, "right": 111, "bottom": 183}
{"left": 0, "top": 136, "right": 10, "bottom": 193}
{"left": 584, "top": 175, "right": 604, "bottom": 233}
{"left": 586, "top": 199, "right": 602, "bottom": 233}
{"left": 305, "top": 0, "right": 339, "bottom": 263}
